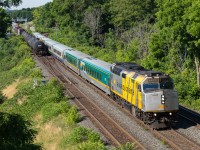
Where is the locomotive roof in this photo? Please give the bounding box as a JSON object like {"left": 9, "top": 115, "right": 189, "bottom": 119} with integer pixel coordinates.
{"left": 82, "top": 57, "right": 111, "bottom": 73}
{"left": 114, "top": 62, "right": 164, "bottom": 77}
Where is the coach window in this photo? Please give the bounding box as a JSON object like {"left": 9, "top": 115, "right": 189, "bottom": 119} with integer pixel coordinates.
{"left": 100, "top": 74, "right": 102, "bottom": 80}
{"left": 97, "top": 73, "right": 99, "bottom": 80}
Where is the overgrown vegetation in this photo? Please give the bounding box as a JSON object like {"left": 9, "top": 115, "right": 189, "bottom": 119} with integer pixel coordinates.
{"left": 0, "top": 36, "right": 135, "bottom": 149}
{"left": 7, "top": 8, "right": 34, "bottom": 21}
{"left": 0, "top": 36, "right": 88, "bottom": 149}
{"left": 33, "top": 0, "right": 200, "bottom": 111}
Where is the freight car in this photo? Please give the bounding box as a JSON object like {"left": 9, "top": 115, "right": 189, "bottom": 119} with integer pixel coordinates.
{"left": 21, "top": 31, "right": 48, "bottom": 56}
{"left": 12, "top": 25, "right": 48, "bottom": 56}
{"left": 30, "top": 32, "right": 179, "bottom": 128}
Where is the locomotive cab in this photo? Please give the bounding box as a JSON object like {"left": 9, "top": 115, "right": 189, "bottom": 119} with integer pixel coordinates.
{"left": 141, "top": 75, "right": 178, "bottom": 128}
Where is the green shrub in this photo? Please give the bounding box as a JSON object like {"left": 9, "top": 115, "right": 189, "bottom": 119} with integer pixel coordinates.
{"left": 66, "top": 106, "right": 80, "bottom": 125}
{"left": 41, "top": 103, "right": 63, "bottom": 123}
{"left": 0, "top": 92, "right": 6, "bottom": 104}
{"left": 87, "top": 130, "right": 101, "bottom": 142}
{"left": 78, "top": 141, "right": 107, "bottom": 150}
{"left": 41, "top": 100, "right": 71, "bottom": 123}
{"left": 115, "top": 142, "right": 136, "bottom": 150}
{"left": 60, "top": 126, "right": 105, "bottom": 149}
{"left": 66, "top": 127, "right": 101, "bottom": 143}
{"left": 30, "top": 68, "right": 43, "bottom": 78}
{"left": 68, "top": 127, "right": 88, "bottom": 144}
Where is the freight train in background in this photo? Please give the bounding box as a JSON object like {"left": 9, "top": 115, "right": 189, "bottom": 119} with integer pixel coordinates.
{"left": 12, "top": 23, "right": 179, "bottom": 129}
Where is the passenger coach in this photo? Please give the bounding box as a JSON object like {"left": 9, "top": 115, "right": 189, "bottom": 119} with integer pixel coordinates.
{"left": 80, "top": 57, "right": 111, "bottom": 95}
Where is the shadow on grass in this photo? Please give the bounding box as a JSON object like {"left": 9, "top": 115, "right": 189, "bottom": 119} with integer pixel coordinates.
{"left": 0, "top": 112, "right": 41, "bottom": 150}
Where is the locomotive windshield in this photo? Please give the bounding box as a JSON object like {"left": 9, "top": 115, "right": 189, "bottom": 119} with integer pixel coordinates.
{"left": 142, "top": 77, "right": 173, "bottom": 92}
{"left": 160, "top": 78, "right": 174, "bottom": 89}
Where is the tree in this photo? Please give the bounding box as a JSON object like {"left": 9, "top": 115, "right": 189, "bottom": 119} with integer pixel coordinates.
{"left": 0, "top": 0, "right": 22, "bottom": 38}
{"left": 147, "top": 0, "right": 200, "bottom": 87}
{"left": 0, "top": 0, "right": 22, "bottom": 8}
{"left": 84, "top": 7, "right": 103, "bottom": 46}
{"left": 183, "top": 0, "right": 200, "bottom": 86}
{"left": 109, "top": 0, "right": 156, "bottom": 31}
{"left": 0, "top": 8, "right": 10, "bottom": 37}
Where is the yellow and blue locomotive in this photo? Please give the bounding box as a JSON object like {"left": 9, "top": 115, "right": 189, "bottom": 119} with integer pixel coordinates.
{"left": 110, "top": 62, "right": 178, "bottom": 128}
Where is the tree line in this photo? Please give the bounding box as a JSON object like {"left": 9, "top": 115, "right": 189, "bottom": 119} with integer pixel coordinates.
{"left": 0, "top": 0, "right": 22, "bottom": 37}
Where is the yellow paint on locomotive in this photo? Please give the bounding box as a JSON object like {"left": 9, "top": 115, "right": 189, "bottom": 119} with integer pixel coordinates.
{"left": 121, "top": 73, "right": 145, "bottom": 109}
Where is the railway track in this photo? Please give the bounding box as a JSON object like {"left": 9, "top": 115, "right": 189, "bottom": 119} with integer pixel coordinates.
{"left": 53, "top": 55, "right": 200, "bottom": 150}
{"left": 157, "top": 129, "right": 200, "bottom": 150}
{"left": 37, "top": 55, "right": 146, "bottom": 149}
{"left": 156, "top": 129, "right": 200, "bottom": 150}
{"left": 35, "top": 55, "right": 200, "bottom": 150}
{"left": 178, "top": 105, "right": 200, "bottom": 129}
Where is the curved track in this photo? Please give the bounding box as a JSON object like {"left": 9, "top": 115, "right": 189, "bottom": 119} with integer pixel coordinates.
{"left": 53, "top": 55, "right": 200, "bottom": 150}
{"left": 35, "top": 55, "right": 200, "bottom": 150}
{"left": 178, "top": 105, "right": 200, "bottom": 129}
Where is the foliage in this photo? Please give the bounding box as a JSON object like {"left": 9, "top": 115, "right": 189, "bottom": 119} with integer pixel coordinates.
{"left": 0, "top": 112, "right": 41, "bottom": 149}
{"left": 0, "top": 8, "right": 10, "bottom": 37}
{"left": 41, "top": 100, "right": 70, "bottom": 123}
{"left": 0, "top": 91, "right": 6, "bottom": 104}
{"left": 33, "top": 2, "right": 54, "bottom": 32}
{"left": 8, "top": 8, "right": 34, "bottom": 21}
{"left": 66, "top": 106, "right": 80, "bottom": 125}
{"left": 0, "top": 36, "right": 33, "bottom": 89}
{"left": 78, "top": 141, "right": 107, "bottom": 150}
{"left": 109, "top": 0, "right": 156, "bottom": 30}
{"left": 114, "top": 142, "right": 136, "bottom": 150}
{"left": 60, "top": 126, "right": 106, "bottom": 149}
{"left": 0, "top": 0, "right": 22, "bottom": 8}
{"left": 0, "top": 35, "right": 107, "bottom": 149}
{"left": 0, "top": 0, "right": 22, "bottom": 37}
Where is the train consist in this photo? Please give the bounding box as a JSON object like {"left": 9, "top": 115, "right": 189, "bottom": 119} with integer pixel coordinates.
{"left": 13, "top": 25, "right": 179, "bottom": 128}
{"left": 12, "top": 23, "right": 48, "bottom": 56}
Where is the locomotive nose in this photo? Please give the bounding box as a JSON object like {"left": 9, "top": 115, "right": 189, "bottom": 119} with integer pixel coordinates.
{"left": 144, "top": 90, "right": 178, "bottom": 112}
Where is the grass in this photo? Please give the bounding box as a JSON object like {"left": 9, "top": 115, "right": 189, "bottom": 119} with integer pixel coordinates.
{"left": 0, "top": 35, "right": 137, "bottom": 150}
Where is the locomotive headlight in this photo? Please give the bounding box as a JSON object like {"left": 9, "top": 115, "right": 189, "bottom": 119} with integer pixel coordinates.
{"left": 154, "top": 113, "right": 157, "bottom": 116}
{"left": 161, "top": 95, "right": 165, "bottom": 104}
{"left": 169, "top": 112, "right": 172, "bottom": 115}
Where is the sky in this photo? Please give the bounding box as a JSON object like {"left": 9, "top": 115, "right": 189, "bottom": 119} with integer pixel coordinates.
{"left": 11, "top": 0, "right": 53, "bottom": 10}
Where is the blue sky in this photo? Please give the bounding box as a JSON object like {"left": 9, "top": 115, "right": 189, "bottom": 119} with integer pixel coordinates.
{"left": 11, "top": 0, "right": 53, "bottom": 10}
